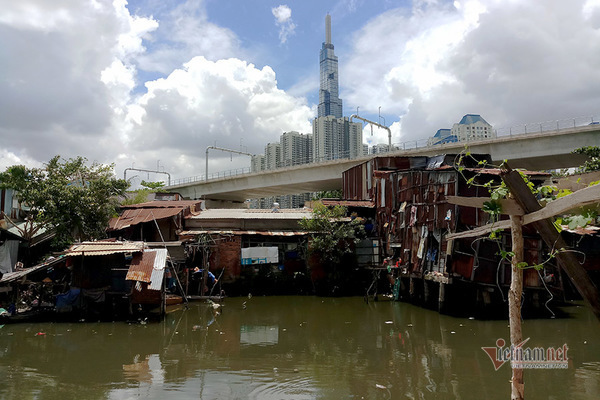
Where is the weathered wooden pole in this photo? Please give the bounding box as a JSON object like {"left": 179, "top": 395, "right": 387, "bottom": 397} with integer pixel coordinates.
{"left": 509, "top": 215, "right": 524, "bottom": 400}
{"left": 501, "top": 164, "right": 600, "bottom": 321}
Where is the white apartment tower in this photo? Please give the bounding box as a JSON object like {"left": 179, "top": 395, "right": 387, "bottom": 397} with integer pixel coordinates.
{"left": 451, "top": 114, "right": 495, "bottom": 142}
{"left": 280, "top": 131, "right": 312, "bottom": 167}
{"left": 264, "top": 142, "right": 282, "bottom": 170}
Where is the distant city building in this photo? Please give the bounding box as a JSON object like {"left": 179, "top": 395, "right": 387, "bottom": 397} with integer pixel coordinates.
{"left": 248, "top": 193, "right": 312, "bottom": 209}
{"left": 251, "top": 154, "right": 265, "bottom": 172}
{"left": 318, "top": 15, "right": 342, "bottom": 118}
{"left": 427, "top": 129, "right": 457, "bottom": 146}
{"left": 265, "top": 142, "right": 282, "bottom": 170}
{"left": 428, "top": 114, "right": 494, "bottom": 146}
{"left": 280, "top": 131, "right": 312, "bottom": 167}
{"left": 371, "top": 143, "right": 392, "bottom": 154}
{"left": 312, "top": 116, "right": 363, "bottom": 161}
{"left": 451, "top": 114, "right": 494, "bottom": 142}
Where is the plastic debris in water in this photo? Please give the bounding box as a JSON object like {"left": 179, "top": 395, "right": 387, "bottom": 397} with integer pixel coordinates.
{"left": 385, "top": 321, "right": 393, "bottom": 324}
{"left": 35, "top": 332, "right": 46, "bottom": 336}
{"left": 376, "top": 384, "right": 387, "bottom": 390}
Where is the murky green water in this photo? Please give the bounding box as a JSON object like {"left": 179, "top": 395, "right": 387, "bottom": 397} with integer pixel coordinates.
{"left": 0, "top": 296, "right": 599, "bottom": 399}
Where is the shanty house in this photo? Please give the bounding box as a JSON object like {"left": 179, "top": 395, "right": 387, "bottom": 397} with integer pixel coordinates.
{"left": 342, "top": 154, "right": 559, "bottom": 317}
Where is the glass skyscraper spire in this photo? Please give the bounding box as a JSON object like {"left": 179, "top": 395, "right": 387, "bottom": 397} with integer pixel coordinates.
{"left": 318, "top": 15, "right": 343, "bottom": 118}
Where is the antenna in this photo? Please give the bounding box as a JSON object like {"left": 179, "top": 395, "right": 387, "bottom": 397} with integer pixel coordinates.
{"left": 325, "top": 14, "right": 332, "bottom": 44}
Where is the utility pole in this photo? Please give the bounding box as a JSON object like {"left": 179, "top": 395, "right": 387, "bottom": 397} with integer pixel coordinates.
{"left": 124, "top": 167, "right": 171, "bottom": 186}
{"left": 350, "top": 114, "right": 392, "bottom": 152}
{"left": 205, "top": 146, "right": 253, "bottom": 182}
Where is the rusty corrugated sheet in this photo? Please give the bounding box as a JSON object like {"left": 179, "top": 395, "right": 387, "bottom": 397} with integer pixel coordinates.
{"left": 320, "top": 199, "right": 375, "bottom": 208}
{"left": 126, "top": 251, "right": 156, "bottom": 282}
{"left": 64, "top": 241, "right": 144, "bottom": 256}
{"left": 109, "top": 207, "right": 183, "bottom": 231}
{"left": 179, "top": 229, "right": 308, "bottom": 237}
{"left": 121, "top": 200, "right": 202, "bottom": 209}
{"left": 0, "top": 256, "right": 65, "bottom": 284}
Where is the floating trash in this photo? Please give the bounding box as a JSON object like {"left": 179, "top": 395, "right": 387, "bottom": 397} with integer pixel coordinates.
{"left": 375, "top": 384, "right": 387, "bottom": 390}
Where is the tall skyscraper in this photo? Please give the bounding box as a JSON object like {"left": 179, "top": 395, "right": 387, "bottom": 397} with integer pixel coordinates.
{"left": 318, "top": 14, "right": 343, "bottom": 118}
{"left": 312, "top": 15, "right": 363, "bottom": 162}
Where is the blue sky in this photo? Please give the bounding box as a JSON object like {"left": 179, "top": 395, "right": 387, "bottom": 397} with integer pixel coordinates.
{"left": 2, "top": 0, "right": 600, "bottom": 183}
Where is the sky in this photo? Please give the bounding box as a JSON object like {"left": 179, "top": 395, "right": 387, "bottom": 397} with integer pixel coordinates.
{"left": 2, "top": 0, "right": 600, "bottom": 186}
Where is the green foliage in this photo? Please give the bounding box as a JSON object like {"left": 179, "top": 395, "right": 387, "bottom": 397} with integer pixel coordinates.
{"left": 298, "top": 202, "right": 365, "bottom": 267}
{"left": 0, "top": 155, "right": 128, "bottom": 247}
{"left": 140, "top": 180, "right": 165, "bottom": 190}
{"left": 573, "top": 146, "right": 600, "bottom": 172}
{"left": 312, "top": 189, "right": 342, "bottom": 200}
{"left": 122, "top": 189, "right": 152, "bottom": 205}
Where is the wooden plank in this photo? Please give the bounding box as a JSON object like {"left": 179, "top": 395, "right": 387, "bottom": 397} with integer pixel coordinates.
{"left": 446, "top": 220, "right": 511, "bottom": 240}
{"left": 523, "top": 183, "right": 600, "bottom": 224}
{"left": 446, "top": 196, "right": 524, "bottom": 215}
{"left": 501, "top": 165, "right": 600, "bottom": 322}
{"left": 445, "top": 183, "right": 600, "bottom": 240}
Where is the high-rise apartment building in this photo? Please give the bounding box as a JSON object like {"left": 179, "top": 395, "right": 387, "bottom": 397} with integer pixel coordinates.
{"left": 451, "top": 114, "right": 494, "bottom": 142}
{"left": 280, "top": 131, "right": 312, "bottom": 167}
{"left": 250, "top": 154, "right": 265, "bottom": 172}
{"left": 318, "top": 15, "right": 343, "bottom": 119}
{"left": 264, "top": 142, "right": 282, "bottom": 170}
{"left": 312, "top": 116, "right": 363, "bottom": 161}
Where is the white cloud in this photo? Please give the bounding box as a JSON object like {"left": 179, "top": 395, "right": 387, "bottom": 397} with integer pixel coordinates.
{"left": 123, "top": 56, "right": 313, "bottom": 178}
{"left": 345, "top": 0, "right": 600, "bottom": 146}
{"left": 272, "top": 5, "right": 296, "bottom": 44}
{"left": 135, "top": 0, "right": 241, "bottom": 74}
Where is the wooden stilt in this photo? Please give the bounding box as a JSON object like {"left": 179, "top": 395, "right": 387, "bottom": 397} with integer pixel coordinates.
{"left": 509, "top": 215, "right": 524, "bottom": 400}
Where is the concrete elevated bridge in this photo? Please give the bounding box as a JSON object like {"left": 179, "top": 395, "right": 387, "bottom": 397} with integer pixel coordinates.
{"left": 166, "top": 124, "right": 600, "bottom": 203}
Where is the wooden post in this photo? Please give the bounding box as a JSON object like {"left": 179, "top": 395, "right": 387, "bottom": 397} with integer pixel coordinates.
{"left": 501, "top": 165, "right": 600, "bottom": 321}
{"left": 509, "top": 215, "right": 524, "bottom": 400}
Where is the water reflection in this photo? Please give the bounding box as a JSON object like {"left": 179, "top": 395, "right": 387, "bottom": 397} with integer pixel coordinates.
{"left": 0, "top": 298, "right": 599, "bottom": 399}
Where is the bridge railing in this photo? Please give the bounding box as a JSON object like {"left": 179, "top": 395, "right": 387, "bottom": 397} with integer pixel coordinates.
{"left": 494, "top": 114, "right": 600, "bottom": 137}
{"left": 169, "top": 114, "right": 600, "bottom": 186}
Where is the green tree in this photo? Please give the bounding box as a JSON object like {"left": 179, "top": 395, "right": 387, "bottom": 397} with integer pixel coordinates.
{"left": 312, "top": 189, "right": 342, "bottom": 200}
{"left": 121, "top": 180, "right": 165, "bottom": 206}
{"left": 299, "top": 202, "right": 365, "bottom": 268}
{"left": 0, "top": 156, "right": 128, "bottom": 248}
{"left": 573, "top": 146, "right": 600, "bottom": 172}
{"left": 140, "top": 180, "right": 165, "bottom": 190}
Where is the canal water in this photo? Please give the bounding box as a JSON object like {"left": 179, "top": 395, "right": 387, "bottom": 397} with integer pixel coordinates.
{"left": 0, "top": 296, "right": 599, "bottom": 399}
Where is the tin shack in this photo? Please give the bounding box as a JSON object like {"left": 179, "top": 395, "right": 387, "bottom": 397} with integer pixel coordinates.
{"left": 343, "top": 154, "right": 561, "bottom": 317}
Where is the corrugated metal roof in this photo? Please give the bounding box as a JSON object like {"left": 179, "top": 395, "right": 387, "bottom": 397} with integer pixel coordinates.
{"left": 2, "top": 221, "right": 55, "bottom": 245}
{"left": 463, "top": 168, "right": 551, "bottom": 177}
{"left": 320, "top": 199, "right": 375, "bottom": 208}
{"left": 126, "top": 251, "right": 155, "bottom": 283}
{"left": 179, "top": 229, "right": 308, "bottom": 237}
{"left": 63, "top": 241, "right": 145, "bottom": 256}
{"left": 0, "top": 256, "right": 65, "bottom": 284}
{"left": 126, "top": 248, "right": 168, "bottom": 290}
{"left": 120, "top": 200, "right": 202, "bottom": 209}
{"left": 150, "top": 248, "right": 167, "bottom": 271}
{"left": 108, "top": 207, "right": 183, "bottom": 231}
{"left": 149, "top": 268, "right": 165, "bottom": 291}
{"left": 188, "top": 208, "right": 312, "bottom": 220}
